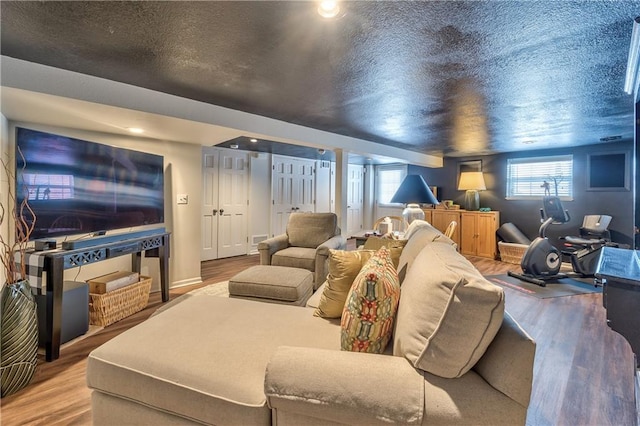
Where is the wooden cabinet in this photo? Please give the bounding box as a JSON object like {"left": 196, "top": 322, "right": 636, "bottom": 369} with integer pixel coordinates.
{"left": 430, "top": 209, "right": 461, "bottom": 247}
{"left": 421, "top": 209, "right": 499, "bottom": 258}
{"left": 422, "top": 209, "right": 432, "bottom": 225}
{"left": 460, "top": 211, "right": 500, "bottom": 259}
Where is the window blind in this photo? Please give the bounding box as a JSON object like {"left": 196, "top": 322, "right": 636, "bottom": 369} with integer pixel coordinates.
{"left": 506, "top": 155, "right": 573, "bottom": 199}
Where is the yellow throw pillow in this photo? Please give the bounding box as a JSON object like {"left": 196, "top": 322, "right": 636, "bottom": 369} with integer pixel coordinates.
{"left": 314, "top": 250, "right": 374, "bottom": 318}
{"left": 341, "top": 246, "right": 401, "bottom": 354}
{"left": 314, "top": 246, "right": 405, "bottom": 319}
{"left": 362, "top": 237, "right": 407, "bottom": 253}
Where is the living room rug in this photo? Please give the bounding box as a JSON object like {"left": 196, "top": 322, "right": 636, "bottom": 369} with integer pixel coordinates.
{"left": 484, "top": 274, "right": 602, "bottom": 299}
{"left": 152, "top": 281, "right": 229, "bottom": 316}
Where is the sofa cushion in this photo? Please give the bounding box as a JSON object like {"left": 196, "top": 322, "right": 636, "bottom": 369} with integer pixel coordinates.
{"left": 393, "top": 242, "right": 504, "bottom": 378}
{"left": 87, "top": 296, "right": 341, "bottom": 426}
{"left": 272, "top": 247, "right": 316, "bottom": 272}
{"left": 341, "top": 247, "right": 400, "bottom": 354}
{"left": 402, "top": 219, "right": 432, "bottom": 241}
{"left": 286, "top": 212, "right": 338, "bottom": 248}
{"left": 397, "top": 224, "right": 456, "bottom": 283}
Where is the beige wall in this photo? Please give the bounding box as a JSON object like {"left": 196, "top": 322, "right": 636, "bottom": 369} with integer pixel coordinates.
{"left": 1, "top": 114, "right": 9, "bottom": 286}
{"left": 8, "top": 121, "right": 202, "bottom": 291}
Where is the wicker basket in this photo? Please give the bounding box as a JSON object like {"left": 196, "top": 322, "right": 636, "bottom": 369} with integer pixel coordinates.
{"left": 89, "top": 276, "right": 152, "bottom": 326}
{"left": 498, "top": 242, "right": 528, "bottom": 264}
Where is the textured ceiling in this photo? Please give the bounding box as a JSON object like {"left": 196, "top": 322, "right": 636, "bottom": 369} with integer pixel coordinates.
{"left": 1, "top": 1, "right": 639, "bottom": 157}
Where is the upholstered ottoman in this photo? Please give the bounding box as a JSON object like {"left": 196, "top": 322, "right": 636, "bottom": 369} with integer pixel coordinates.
{"left": 229, "top": 265, "right": 314, "bottom": 306}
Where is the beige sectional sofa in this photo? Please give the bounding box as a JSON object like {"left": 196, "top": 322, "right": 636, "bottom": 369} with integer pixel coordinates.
{"left": 86, "top": 221, "right": 536, "bottom": 425}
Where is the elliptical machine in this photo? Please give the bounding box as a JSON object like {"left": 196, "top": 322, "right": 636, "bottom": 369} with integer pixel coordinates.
{"left": 508, "top": 196, "right": 570, "bottom": 287}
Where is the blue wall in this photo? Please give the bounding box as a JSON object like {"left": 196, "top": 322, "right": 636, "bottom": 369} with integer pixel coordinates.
{"left": 410, "top": 140, "right": 634, "bottom": 247}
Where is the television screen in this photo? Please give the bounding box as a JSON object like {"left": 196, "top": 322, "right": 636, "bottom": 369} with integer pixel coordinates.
{"left": 16, "top": 127, "right": 165, "bottom": 240}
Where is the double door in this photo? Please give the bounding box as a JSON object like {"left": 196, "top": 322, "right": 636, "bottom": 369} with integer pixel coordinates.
{"left": 201, "top": 148, "right": 249, "bottom": 261}
{"left": 271, "top": 155, "right": 316, "bottom": 237}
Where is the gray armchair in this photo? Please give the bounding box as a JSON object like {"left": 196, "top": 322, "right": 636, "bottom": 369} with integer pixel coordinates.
{"left": 258, "top": 212, "right": 346, "bottom": 288}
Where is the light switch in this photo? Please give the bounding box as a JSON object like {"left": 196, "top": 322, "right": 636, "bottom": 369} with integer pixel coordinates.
{"left": 177, "top": 194, "right": 189, "bottom": 204}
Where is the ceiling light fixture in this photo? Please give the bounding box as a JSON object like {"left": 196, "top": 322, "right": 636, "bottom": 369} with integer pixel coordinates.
{"left": 127, "top": 127, "right": 144, "bottom": 134}
{"left": 624, "top": 16, "right": 640, "bottom": 102}
{"left": 317, "top": 0, "right": 340, "bottom": 18}
{"left": 230, "top": 144, "right": 239, "bottom": 149}
{"left": 250, "top": 138, "right": 258, "bottom": 143}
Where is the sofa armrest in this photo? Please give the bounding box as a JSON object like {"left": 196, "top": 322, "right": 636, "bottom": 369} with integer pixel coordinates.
{"left": 265, "top": 346, "right": 424, "bottom": 426}
{"left": 315, "top": 235, "right": 347, "bottom": 285}
{"left": 258, "top": 234, "right": 289, "bottom": 265}
{"left": 473, "top": 311, "right": 536, "bottom": 408}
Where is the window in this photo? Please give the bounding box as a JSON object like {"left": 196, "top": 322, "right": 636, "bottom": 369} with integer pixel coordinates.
{"left": 506, "top": 155, "right": 573, "bottom": 199}
{"left": 376, "top": 165, "right": 407, "bottom": 205}
{"left": 23, "top": 173, "right": 74, "bottom": 200}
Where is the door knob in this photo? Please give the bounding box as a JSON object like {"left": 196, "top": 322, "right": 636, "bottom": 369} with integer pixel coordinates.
{"left": 219, "top": 209, "right": 224, "bottom": 215}
{"left": 212, "top": 209, "right": 218, "bottom": 215}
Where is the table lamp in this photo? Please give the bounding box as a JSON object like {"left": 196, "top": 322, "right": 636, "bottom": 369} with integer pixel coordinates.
{"left": 390, "top": 175, "right": 439, "bottom": 224}
{"left": 458, "top": 171, "right": 486, "bottom": 211}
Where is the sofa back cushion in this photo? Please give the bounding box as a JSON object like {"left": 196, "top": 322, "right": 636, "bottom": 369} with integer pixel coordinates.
{"left": 397, "top": 224, "right": 456, "bottom": 283}
{"left": 341, "top": 247, "right": 400, "bottom": 354}
{"left": 393, "top": 243, "right": 504, "bottom": 378}
{"left": 287, "top": 212, "right": 338, "bottom": 248}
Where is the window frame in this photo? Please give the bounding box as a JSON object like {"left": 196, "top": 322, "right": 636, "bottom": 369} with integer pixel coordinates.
{"left": 505, "top": 155, "right": 574, "bottom": 201}
{"left": 375, "top": 164, "right": 407, "bottom": 207}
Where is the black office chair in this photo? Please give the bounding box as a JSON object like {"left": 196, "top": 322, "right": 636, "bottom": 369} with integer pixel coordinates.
{"left": 577, "top": 215, "right": 612, "bottom": 240}
{"left": 561, "top": 214, "right": 613, "bottom": 277}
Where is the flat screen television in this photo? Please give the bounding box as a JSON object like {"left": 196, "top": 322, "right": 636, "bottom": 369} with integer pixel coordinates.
{"left": 16, "top": 127, "right": 165, "bottom": 241}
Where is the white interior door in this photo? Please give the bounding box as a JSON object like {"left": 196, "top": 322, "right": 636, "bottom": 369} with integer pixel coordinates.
{"left": 295, "top": 159, "right": 315, "bottom": 213}
{"left": 347, "top": 164, "right": 364, "bottom": 236}
{"left": 217, "top": 150, "right": 249, "bottom": 258}
{"left": 272, "top": 156, "right": 295, "bottom": 237}
{"left": 201, "top": 149, "right": 219, "bottom": 261}
{"left": 271, "top": 155, "right": 316, "bottom": 236}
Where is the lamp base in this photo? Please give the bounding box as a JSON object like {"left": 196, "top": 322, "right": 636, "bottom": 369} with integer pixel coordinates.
{"left": 402, "top": 203, "right": 425, "bottom": 224}
{"left": 464, "top": 190, "right": 480, "bottom": 211}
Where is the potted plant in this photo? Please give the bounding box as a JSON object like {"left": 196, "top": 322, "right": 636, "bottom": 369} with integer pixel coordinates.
{"left": 0, "top": 152, "right": 37, "bottom": 397}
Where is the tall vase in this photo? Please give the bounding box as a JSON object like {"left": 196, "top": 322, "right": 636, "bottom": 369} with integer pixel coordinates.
{"left": 1, "top": 279, "right": 38, "bottom": 397}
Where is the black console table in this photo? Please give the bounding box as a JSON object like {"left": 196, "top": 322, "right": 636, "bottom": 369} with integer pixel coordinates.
{"left": 595, "top": 246, "right": 640, "bottom": 425}
{"left": 19, "top": 231, "right": 170, "bottom": 361}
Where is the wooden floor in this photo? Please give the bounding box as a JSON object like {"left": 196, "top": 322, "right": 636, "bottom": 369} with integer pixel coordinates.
{"left": 0, "top": 248, "right": 636, "bottom": 425}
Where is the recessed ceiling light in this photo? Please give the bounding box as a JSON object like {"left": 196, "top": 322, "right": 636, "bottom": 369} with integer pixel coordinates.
{"left": 128, "top": 127, "right": 144, "bottom": 134}
{"left": 250, "top": 138, "right": 258, "bottom": 143}
{"left": 230, "top": 144, "right": 239, "bottom": 149}
{"left": 318, "top": 0, "right": 340, "bottom": 18}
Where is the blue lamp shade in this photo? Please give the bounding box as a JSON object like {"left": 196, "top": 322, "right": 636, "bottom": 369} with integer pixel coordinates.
{"left": 390, "top": 175, "right": 439, "bottom": 223}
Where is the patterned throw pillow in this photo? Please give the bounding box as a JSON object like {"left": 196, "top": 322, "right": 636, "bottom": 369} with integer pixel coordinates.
{"left": 340, "top": 246, "right": 400, "bottom": 354}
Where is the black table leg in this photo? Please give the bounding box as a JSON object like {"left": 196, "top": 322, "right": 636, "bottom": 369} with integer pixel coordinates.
{"left": 45, "top": 257, "right": 64, "bottom": 361}
{"left": 159, "top": 234, "right": 170, "bottom": 302}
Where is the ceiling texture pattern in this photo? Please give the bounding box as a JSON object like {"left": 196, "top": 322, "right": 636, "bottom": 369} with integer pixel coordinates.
{"left": 1, "top": 1, "right": 639, "bottom": 158}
